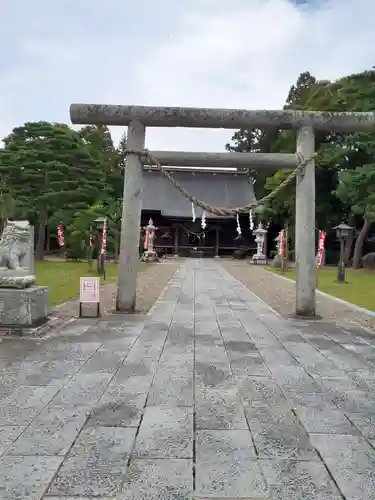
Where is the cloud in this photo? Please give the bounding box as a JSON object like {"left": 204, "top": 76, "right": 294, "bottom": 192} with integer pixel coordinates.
{"left": 0, "top": 0, "right": 374, "bottom": 152}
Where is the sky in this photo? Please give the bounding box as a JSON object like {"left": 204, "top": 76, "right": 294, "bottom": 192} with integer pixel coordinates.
{"left": 1, "top": 0, "right": 375, "bottom": 152}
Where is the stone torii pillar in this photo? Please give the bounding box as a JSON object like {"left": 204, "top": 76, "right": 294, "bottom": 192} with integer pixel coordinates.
{"left": 70, "top": 104, "right": 375, "bottom": 314}
{"left": 116, "top": 120, "right": 145, "bottom": 311}
{"left": 296, "top": 126, "right": 315, "bottom": 316}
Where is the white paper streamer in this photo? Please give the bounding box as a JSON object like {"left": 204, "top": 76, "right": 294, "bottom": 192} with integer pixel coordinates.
{"left": 249, "top": 209, "right": 254, "bottom": 231}
{"left": 192, "top": 203, "right": 196, "bottom": 222}
{"left": 201, "top": 211, "right": 207, "bottom": 229}
{"left": 236, "top": 214, "right": 242, "bottom": 235}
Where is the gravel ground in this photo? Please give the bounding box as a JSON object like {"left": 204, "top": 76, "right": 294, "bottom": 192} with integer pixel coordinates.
{"left": 52, "top": 259, "right": 181, "bottom": 319}
{"left": 222, "top": 260, "right": 375, "bottom": 332}
{"left": 129, "top": 259, "right": 181, "bottom": 313}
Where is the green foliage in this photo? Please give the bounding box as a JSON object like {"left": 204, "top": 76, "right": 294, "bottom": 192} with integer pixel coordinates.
{"left": 0, "top": 121, "right": 103, "bottom": 259}
{"left": 226, "top": 67, "right": 375, "bottom": 263}
{"left": 225, "top": 129, "right": 277, "bottom": 199}
{"left": 66, "top": 199, "right": 122, "bottom": 260}
{"left": 335, "top": 165, "right": 375, "bottom": 220}
{"left": 0, "top": 175, "right": 18, "bottom": 234}
{"left": 264, "top": 170, "right": 295, "bottom": 224}
{"left": 117, "top": 131, "right": 128, "bottom": 169}
{"left": 79, "top": 124, "right": 124, "bottom": 200}
{"left": 35, "top": 260, "right": 120, "bottom": 306}
{"left": 2, "top": 121, "right": 103, "bottom": 207}
{"left": 66, "top": 204, "right": 103, "bottom": 260}
{"left": 0, "top": 118, "right": 126, "bottom": 263}
{"left": 286, "top": 71, "right": 317, "bottom": 107}
{"left": 269, "top": 266, "right": 375, "bottom": 312}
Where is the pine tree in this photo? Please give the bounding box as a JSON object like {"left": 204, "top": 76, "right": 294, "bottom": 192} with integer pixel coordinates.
{"left": 117, "top": 131, "right": 128, "bottom": 169}
{"left": 286, "top": 71, "right": 316, "bottom": 107}
{"left": 0, "top": 121, "right": 103, "bottom": 259}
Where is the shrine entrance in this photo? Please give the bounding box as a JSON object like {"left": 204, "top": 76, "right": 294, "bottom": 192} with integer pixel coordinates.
{"left": 187, "top": 230, "right": 201, "bottom": 247}
{"left": 141, "top": 213, "right": 255, "bottom": 259}
{"left": 70, "top": 103, "right": 375, "bottom": 316}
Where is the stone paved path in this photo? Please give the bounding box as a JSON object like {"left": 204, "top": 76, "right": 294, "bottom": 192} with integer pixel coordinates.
{"left": 0, "top": 259, "right": 375, "bottom": 499}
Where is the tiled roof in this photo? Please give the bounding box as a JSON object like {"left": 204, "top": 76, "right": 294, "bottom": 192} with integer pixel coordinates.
{"left": 141, "top": 170, "right": 256, "bottom": 218}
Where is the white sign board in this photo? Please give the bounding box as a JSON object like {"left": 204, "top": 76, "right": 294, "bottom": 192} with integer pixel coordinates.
{"left": 80, "top": 277, "right": 100, "bottom": 303}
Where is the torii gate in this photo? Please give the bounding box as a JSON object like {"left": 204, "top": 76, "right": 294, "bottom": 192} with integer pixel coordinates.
{"left": 70, "top": 104, "right": 375, "bottom": 316}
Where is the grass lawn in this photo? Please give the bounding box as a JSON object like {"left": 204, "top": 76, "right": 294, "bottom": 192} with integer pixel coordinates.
{"left": 35, "top": 259, "right": 147, "bottom": 307}
{"left": 267, "top": 266, "right": 375, "bottom": 312}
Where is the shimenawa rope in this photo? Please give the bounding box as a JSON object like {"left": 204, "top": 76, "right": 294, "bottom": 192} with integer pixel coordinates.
{"left": 125, "top": 149, "right": 316, "bottom": 217}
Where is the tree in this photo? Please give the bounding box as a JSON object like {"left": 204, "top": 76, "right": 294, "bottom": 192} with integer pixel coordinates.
{"left": 104, "top": 199, "right": 122, "bottom": 260}
{"left": 225, "top": 72, "right": 320, "bottom": 206}
{"left": 0, "top": 171, "right": 17, "bottom": 235}
{"left": 117, "top": 131, "right": 128, "bottom": 169}
{"left": 225, "top": 128, "right": 280, "bottom": 199}
{"left": 79, "top": 124, "right": 115, "bottom": 164}
{"left": 66, "top": 203, "right": 102, "bottom": 261}
{"left": 67, "top": 199, "right": 122, "bottom": 260}
{"left": 274, "top": 72, "right": 346, "bottom": 234}
{"left": 109, "top": 131, "right": 128, "bottom": 200}
{"left": 306, "top": 69, "right": 375, "bottom": 263}
{"left": 0, "top": 121, "right": 103, "bottom": 260}
{"left": 286, "top": 71, "right": 317, "bottom": 107}
{"left": 60, "top": 127, "right": 125, "bottom": 261}
{"left": 79, "top": 124, "right": 122, "bottom": 199}
{"left": 225, "top": 68, "right": 375, "bottom": 265}
{"left": 225, "top": 72, "right": 321, "bottom": 235}
{"left": 335, "top": 165, "right": 375, "bottom": 268}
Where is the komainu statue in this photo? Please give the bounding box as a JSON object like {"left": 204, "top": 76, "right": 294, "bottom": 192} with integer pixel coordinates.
{"left": 0, "top": 220, "right": 35, "bottom": 288}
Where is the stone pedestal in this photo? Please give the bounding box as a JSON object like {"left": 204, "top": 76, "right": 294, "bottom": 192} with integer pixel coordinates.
{"left": 190, "top": 250, "right": 204, "bottom": 258}
{"left": 0, "top": 286, "right": 48, "bottom": 328}
{"left": 251, "top": 255, "right": 267, "bottom": 265}
{"left": 140, "top": 250, "right": 159, "bottom": 262}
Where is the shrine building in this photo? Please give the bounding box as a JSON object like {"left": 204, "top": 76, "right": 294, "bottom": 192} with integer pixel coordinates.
{"left": 140, "top": 166, "right": 257, "bottom": 257}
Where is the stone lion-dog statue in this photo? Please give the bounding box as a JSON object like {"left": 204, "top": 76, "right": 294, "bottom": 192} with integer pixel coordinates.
{"left": 0, "top": 220, "right": 31, "bottom": 272}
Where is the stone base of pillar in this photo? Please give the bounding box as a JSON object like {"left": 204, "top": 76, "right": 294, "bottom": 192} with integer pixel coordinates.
{"left": 173, "top": 253, "right": 179, "bottom": 258}
{"left": 214, "top": 255, "right": 220, "bottom": 259}
{"left": 291, "top": 311, "right": 322, "bottom": 320}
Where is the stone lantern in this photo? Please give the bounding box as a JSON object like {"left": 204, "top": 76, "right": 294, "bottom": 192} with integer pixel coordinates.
{"left": 141, "top": 218, "right": 159, "bottom": 262}
{"left": 91, "top": 216, "right": 107, "bottom": 278}
{"left": 93, "top": 216, "right": 106, "bottom": 230}
{"left": 251, "top": 222, "right": 267, "bottom": 265}
{"left": 333, "top": 221, "right": 353, "bottom": 282}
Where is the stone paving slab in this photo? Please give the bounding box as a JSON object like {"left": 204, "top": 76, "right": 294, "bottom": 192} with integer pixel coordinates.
{"left": 48, "top": 426, "right": 137, "bottom": 497}
{"left": 134, "top": 406, "right": 193, "bottom": 458}
{"left": 0, "top": 455, "right": 63, "bottom": 500}
{"left": 0, "top": 259, "right": 375, "bottom": 498}
{"left": 7, "top": 404, "right": 90, "bottom": 456}
{"left": 122, "top": 458, "right": 193, "bottom": 500}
